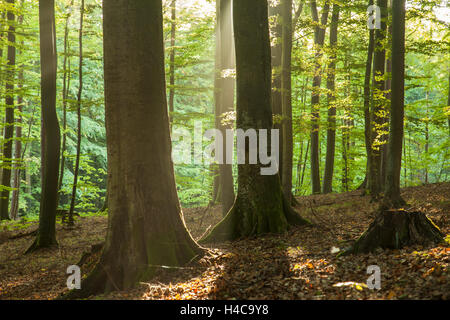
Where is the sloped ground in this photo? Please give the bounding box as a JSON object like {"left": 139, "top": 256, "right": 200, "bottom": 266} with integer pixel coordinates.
{"left": 0, "top": 183, "right": 448, "bottom": 300}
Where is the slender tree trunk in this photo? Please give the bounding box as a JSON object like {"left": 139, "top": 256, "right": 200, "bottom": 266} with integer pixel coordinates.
{"left": 447, "top": 73, "right": 450, "bottom": 136}
{"left": 403, "top": 127, "right": 407, "bottom": 187}
{"left": 57, "top": 0, "right": 73, "bottom": 206}
{"left": 0, "top": 14, "right": 4, "bottom": 187}
{"left": 281, "top": 0, "right": 293, "bottom": 201}
{"left": 362, "top": 0, "right": 376, "bottom": 192}
{"left": 380, "top": 22, "right": 392, "bottom": 190}
{"left": 168, "top": 0, "right": 176, "bottom": 127}
{"left": 10, "top": 15, "right": 24, "bottom": 220}
{"left": 300, "top": 138, "right": 310, "bottom": 191}
{"left": 368, "top": 0, "right": 387, "bottom": 200}
{"left": 64, "top": 0, "right": 203, "bottom": 298}
{"left": 27, "top": 0, "right": 61, "bottom": 252}
{"left": 68, "top": 0, "right": 84, "bottom": 225}
{"left": 215, "top": 0, "right": 235, "bottom": 216}
{"left": 200, "top": 0, "right": 309, "bottom": 243}
{"left": 424, "top": 97, "right": 429, "bottom": 184}
{"left": 322, "top": 3, "right": 340, "bottom": 194}
{"left": 310, "top": 0, "right": 330, "bottom": 194}
{"left": 0, "top": 0, "right": 16, "bottom": 220}
{"left": 269, "top": 1, "right": 283, "bottom": 178}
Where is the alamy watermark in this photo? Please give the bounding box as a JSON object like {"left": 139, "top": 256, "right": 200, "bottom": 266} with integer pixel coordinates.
{"left": 368, "top": 5, "right": 381, "bottom": 30}
{"left": 172, "top": 121, "right": 279, "bottom": 176}
{"left": 67, "top": 265, "right": 81, "bottom": 290}
{"left": 367, "top": 265, "right": 381, "bottom": 290}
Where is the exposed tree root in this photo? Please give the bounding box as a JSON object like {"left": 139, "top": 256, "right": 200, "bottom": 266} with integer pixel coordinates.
{"left": 24, "top": 234, "right": 58, "bottom": 254}
{"left": 8, "top": 228, "right": 38, "bottom": 240}
{"left": 60, "top": 262, "right": 109, "bottom": 300}
{"left": 199, "top": 194, "right": 310, "bottom": 244}
{"left": 346, "top": 209, "right": 444, "bottom": 254}
{"left": 60, "top": 239, "right": 205, "bottom": 299}
{"left": 77, "top": 242, "right": 104, "bottom": 267}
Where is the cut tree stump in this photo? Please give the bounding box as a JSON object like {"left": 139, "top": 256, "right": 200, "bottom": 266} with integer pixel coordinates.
{"left": 348, "top": 209, "right": 444, "bottom": 254}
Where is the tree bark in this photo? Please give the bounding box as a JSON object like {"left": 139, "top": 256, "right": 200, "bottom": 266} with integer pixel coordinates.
{"left": 0, "top": 0, "right": 16, "bottom": 220}
{"left": 310, "top": 0, "right": 330, "bottom": 194}
{"left": 68, "top": 0, "right": 84, "bottom": 226}
{"left": 64, "top": 0, "right": 203, "bottom": 298}
{"left": 27, "top": 0, "right": 61, "bottom": 252}
{"left": 57, "top": 0, "right": 73, "bottom": 207}
{"left": 215, "top": 0, "right": 235, "bottom": 216}
{"left": 269, "top": 1, "right": 283, "bottom": 179}
{"left": 168, "top": 0, "right": 176, "bottom": 127}
{"left": 281, "top": 0, "right": 293, "bottom": 202}
{"left": 10, "top": 14, "right": 24, "bottom": 220}
{"left": 200, "top": 0, "right": 309, "bottom": 244}
{"left": 349, "top": 210, "right": 444, "bottom": 254}
{"left": 322, "top": 3, "right": 340, "bottom": 194}
{"left": 361, "top": 0, "right": 376, "bottom": 192}
{"left": 368, "top": 0, "right": 387, "bottom": 200}
{"left": 380, "top": 22, "right": 392, "bottom": 191}
{"left": 383, "top": 0, "right": 406, "bottom": 208}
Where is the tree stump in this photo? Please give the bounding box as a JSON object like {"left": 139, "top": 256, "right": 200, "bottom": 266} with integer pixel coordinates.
{"left": 349, "top": 209, "right": 444, "bottom": 254}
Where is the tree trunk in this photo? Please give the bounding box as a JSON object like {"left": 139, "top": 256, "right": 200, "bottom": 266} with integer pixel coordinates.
{"left": 368, "top": 0, "right": 387, "bottom": 200}
{"left": 10, "top": 22, "right": 24, "bottom": 220}
{"left": 310, "top": 0, "right": 330, "bottom": 194}
{"left": 27, "top": 0, "right": 61, "bottom": 252}
{"left": 215, "top": 0, "right": 235, "bottom": 216}
{"left": 322, "top": 3, "right": 339, "bottom": 194}
{"left": 380, "top": 23, "right": 392, "bottom": 190}
{"left": 68, "top": 0, "right": 84, "bottom": 226}
{"left": 0, "top": 0, "right": 16, "bottom": 220}
{"left": 57, "top": 0, "right": 73, "bottom": 207}
{"left": 200, "top": 0, "right": 309, "bottom": 244}
{"left": 424, "top": 94, "right": 429, "bottom": 184}
{"left": 269, "top": 1, "right": 283, "bottom": 179}
{"left": 349, "top": 210, "right": 444, "bottom": 254}
{"left": 383, "top": 0, "right": 406, "bottom": 207}
{"left": 361, "top": 0, "right": 376, "bottom": 192}
{"left": 64, "top": 0, "right": 203, "bottom": 298}
{"left": 281, "top": 0, "right": 293, "bottom": 202}
{"left": 168, "top": 0, "right": 176, "bottom": 127}
{"left": 447, "top": 73, "right": 450, "bottom": 136}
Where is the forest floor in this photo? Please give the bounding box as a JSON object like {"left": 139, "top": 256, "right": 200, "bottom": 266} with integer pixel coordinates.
{"left": 0, "top": 183, "right": 449, "bottom": 300}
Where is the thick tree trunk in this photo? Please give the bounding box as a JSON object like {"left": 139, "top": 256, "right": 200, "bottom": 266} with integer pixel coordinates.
{"left": 383, "top": 0, "right": 406, "bottom": 208}
{"left": 27, "top": 0, "right": 61, "bottom": 252}
{"left": 322, "top": 3, "right": 340, "bottom": 194}
{"left": 200, "top": 0, "right": 309, "bottom": 244}
{"left": 68, "top": 0, "right": 84, "bottom": 226}
{"left": 0, "top": 0, "right": 16, "bottom": 220}
{"left": 310, "top": 0, "right": 330, "bottom": 194}
{"left": 368, "top": 0, "right": 387, "bottom": 200}
{"left": 64, "top": 0, "right": 203, "bottom": 298}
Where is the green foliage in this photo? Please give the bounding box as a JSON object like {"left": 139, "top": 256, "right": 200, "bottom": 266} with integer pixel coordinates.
{"left": 0, "top": 0, "right": 448, "bottom": 218}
